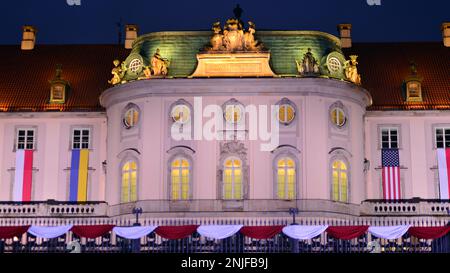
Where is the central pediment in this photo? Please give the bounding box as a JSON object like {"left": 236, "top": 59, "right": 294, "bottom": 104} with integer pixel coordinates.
{"left": 190, "top": 19, "right": 276, "bottom": 77}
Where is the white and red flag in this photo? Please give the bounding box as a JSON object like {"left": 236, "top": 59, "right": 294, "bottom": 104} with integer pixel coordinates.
{"left": 437, "top": 148, "right": 450, "bottom": 199}
{"left": 13, "top": 150, "right": 33, "bottom": 202}
{"left": 381, "top": 149, "right": 401, "bottom": 200}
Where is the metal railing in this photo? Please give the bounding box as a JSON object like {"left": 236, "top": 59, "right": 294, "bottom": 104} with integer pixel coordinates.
{"left": 1, "top": 231, "right": 448, "bottom": 253}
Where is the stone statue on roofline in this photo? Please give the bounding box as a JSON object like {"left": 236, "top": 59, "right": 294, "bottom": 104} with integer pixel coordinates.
{"left": 296, "top": 48, "right": 320, "bottom": 76}
{"left": 244, "top": 21, "right": 264, "bottom": 51}
{"left": 209, "top": 21, "right": 224, "bottom": 51}
{"left": 344, "top": 55, "right": 361, "bottom": 85}
{"left": 108, "top": 59, "right": 127, "bottom": 85}
{"left": 150, "top": 48, "right": 170, "bottom": 76}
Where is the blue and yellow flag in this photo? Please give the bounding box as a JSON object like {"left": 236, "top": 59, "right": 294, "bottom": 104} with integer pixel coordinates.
{"left": 69, "top": 149, "right": 89, "bottom": 202}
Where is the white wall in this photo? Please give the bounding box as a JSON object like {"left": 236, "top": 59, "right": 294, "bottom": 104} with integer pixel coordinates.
{"left": 365, "top": 111, "right": 450, "bottom": 199}
{"left": 0, "top": 112, "right": 107, "bottom": 201}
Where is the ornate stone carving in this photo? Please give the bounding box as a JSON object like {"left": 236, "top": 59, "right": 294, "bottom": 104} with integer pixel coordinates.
{"left": 296, "top": 48, "right": 320, "bottom": 76}
{"left": 344, "top": 55, "right": 361, "bottom": 85}
{"left": 108, "top": 59, "right": 127, "bottom": 85}
{"left": 204, "top": 20, "right": 265, "bottom": 52}
{"left": 150, "top": 48, "right": 170, "bottom": 76}
{"left": 219, "top": 140, "right": 248, "bottom": 162}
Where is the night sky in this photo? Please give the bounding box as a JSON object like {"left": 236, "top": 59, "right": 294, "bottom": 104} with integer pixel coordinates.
{"left": 2, "top": 0, "right": 449, "bottom": 45}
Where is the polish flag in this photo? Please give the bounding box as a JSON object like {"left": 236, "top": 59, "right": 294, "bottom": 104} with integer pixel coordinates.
{"left": 13, "top": 150, "right": 33, "bottom": 202}
{"left": 437, "top": 148, "right": 450, "bottom": 199}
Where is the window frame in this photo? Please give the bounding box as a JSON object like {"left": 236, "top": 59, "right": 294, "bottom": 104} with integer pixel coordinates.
{"left": 275, "top": 156, "right": 297, "bottom": 200}
{"left": 170, "top": 157, "right": 192, "bottom": 200}
{"left": 380, "top": 127, "right": 399, "bottom": 149}
{"left": 15, "top": 128, "right": 36, "bottom": 150}
{"left": 222, "top": 99, "right": 245, "bottom": 125}
{"left": 222, "top": 156, "right": 244, "bottom": 200}
{"left": 171, "top": 104, "right": 191, "bottom": 124}
{"left": 331, "top": 159, "right": 349, "bottom": 202}
{"left": 276, "top": 98, "right": 297, "bottom": 126}
{"left": 71, "top": 127, "right": 91, "bottom": 150}
{"left": 122, "top": 103, "right": 140, "bottom": 130}
{"left": 434, "top": 126, "right": 450, "bottom": 149}
{"left": 328, "top": 101, "right": 348, "bottom": 130}
{"left": 120, "top": 159, "right": 139, "bottom": 203}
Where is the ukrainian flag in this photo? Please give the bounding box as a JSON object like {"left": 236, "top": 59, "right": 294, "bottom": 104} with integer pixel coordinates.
{"left": 69, "top": 149, "right": 89, "bottom": 202}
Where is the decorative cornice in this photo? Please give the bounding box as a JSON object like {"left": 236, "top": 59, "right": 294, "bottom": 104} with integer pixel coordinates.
{"left": 100, "top": 78, "right": 372, "bottom": 110}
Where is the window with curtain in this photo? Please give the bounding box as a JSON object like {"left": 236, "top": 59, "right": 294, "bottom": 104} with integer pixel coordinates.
{"left": 223, "top": 157, "right": 243, "bottom": 199}
{"left": 277, "top": 157, "right": 296, "bottom": 199}
{"left": 121, "top": 160, "right": 137, "bottom": 203}
{"left": 332, "top": 160, "right": 348, "bottom": 202}
{"left": 171, "top": 158, "right": 190, "bottom": 200}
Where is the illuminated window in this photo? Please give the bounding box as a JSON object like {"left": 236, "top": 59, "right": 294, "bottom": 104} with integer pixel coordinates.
{"left": 330, "top": 107, "right": 346, "bottom": 127}
{"left": 435, "top": 127, "right": 450, "bottom": 148}
{"left": 50, "top": 84, "right": 65, "bottom": 103}
{"left": 332, "top": 160, "right": 348, "bottom": 202}
{"left": 123, "top": 105, "right": 139, "bottom": 129}
{"left": 223, "top": 157, "right": 243, "bottom": 199}
{"left": 121, "top": 160, "right": 138, "bottom": 203}
{"left": 406, "top": 81, "right": 422, "bottom": 102}
{"left": 278, "top": 104, "right": 296, "bottom": 125}
{"left": 224, "top": 104, "right": 244, "bottom": 124}
{"left": 72, "top": 128, "right": 90, "bottom": 149}
{"left": 171, "top": 158, "right": 190, "bottom": 200}
{"left": 171, "top": 104, "right": 191, "bottom": 124}
{"left": 222, "top": 99, "right": 245, "bottom": 124}
{"left": 16, "top": 129, "right": 35, "bottom": 150}
{"left": 276, "top": 157, "right": 296, "bottom": 199}
{"left": 381, "top": 128, "right": 398, "bottom": 149}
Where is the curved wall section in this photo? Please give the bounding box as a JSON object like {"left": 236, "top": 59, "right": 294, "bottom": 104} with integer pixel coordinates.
{"left": 101, "top": 78, "right": 371, "bottom": 206}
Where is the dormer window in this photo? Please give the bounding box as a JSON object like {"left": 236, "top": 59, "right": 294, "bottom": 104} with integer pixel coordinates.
{"left": 406, "top": 81, "right": 422, "bottom": 102}
{"left": 404, "top": 61, "right": 423, "bottom": 102}
{"left": 50, "top": 83, "right": 65, "bottom": 103}
{"left": 49, "top": 64, "right": 69, "bottom": 104}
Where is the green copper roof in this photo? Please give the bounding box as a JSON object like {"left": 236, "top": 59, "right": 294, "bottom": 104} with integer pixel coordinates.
{"left": 122, "top": 30, "right": 344, "bottom": 79}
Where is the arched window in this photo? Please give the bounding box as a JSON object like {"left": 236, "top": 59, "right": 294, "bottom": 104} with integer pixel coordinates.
{"left": 223, "top": 157, "right": 243, "bottom": 199}
{"left": 171, "top": 157, "right": 190, "bottom": 200}
{"left": 330, "top": 107, "right": 346, "bottom": 127}
{"left": 123, "top": 104, "right": 140, "bottom": 129}
{"left": 121, "top": 160, "right": 137, "bottom": 203}
{"left": 277, "top": 157, "right": 296, "bottom": 199}
{"left": 276, "top": 98, "right": 297, "bottom": 125}
{"left": 332, "top": 160, "right": 348, "bottom": 202}
{"left": 171, "top": 104, "right": 191, "bottom": 124}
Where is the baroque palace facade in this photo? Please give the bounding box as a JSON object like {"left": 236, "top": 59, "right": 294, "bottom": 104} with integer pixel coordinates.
{"left": 0, "top": 13, "right": 449, "bottom": 252}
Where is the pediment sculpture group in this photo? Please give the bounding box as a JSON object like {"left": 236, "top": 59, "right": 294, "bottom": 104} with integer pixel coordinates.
{"left": 205, "top": 19, "right": 265, "bottom": 52}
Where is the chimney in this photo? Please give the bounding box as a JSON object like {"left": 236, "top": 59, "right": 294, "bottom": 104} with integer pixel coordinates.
{"left": 337, "top": 23, "right": 352, "bottom": 48}
{"left": 442, "top": 22, "right": 450, "bottom": 47}
{"left": 21, "top": 25, "right": 37, "bottom": 50}
{"left": 125, "top": 24, "right": 138, "bottom": 49}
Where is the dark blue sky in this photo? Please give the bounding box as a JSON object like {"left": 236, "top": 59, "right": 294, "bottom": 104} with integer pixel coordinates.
{"left": 2, "top": 0, "right": 449, "bottom": 44}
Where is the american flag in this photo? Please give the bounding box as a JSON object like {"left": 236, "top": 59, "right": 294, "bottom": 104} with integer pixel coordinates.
{"left": 381, "top": 149, "right": 401, "bottom": 200}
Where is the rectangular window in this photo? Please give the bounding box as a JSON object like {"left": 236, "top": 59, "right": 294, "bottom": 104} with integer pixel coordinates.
{"left": 72, "top": 128, "right": 90, "bottom": 150}
{"left": 16, "top": 129, "right": 35, "bottom": 150}
{"left": 435, "top": 127, "right": 450, "bottom": 148}
{"left": 381, "top": 128, "right": 399, "bottom": 149}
